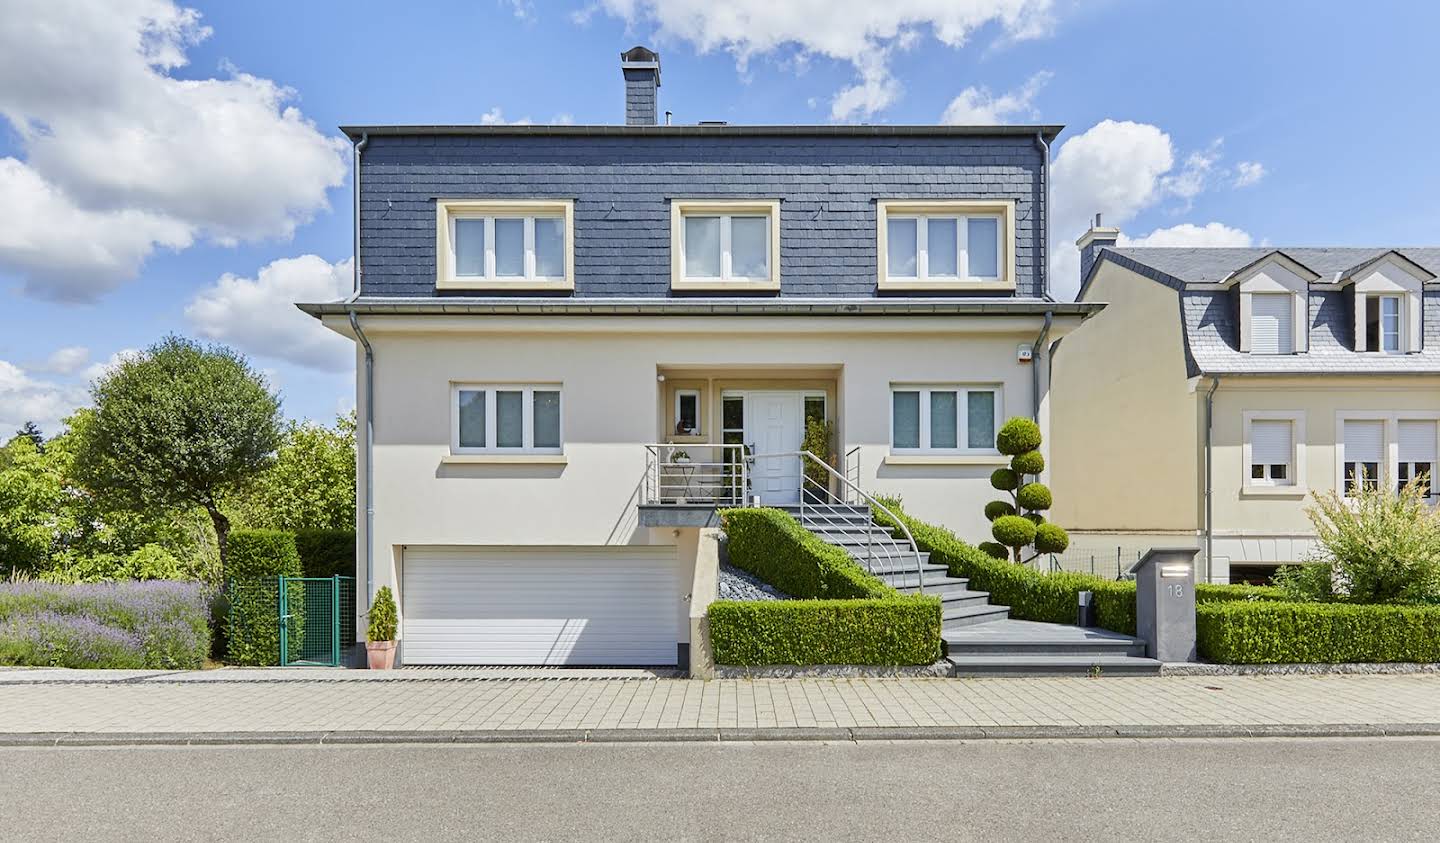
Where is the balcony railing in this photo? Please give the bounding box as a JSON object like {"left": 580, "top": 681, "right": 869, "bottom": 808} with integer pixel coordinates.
{"left": 642, "top": 443, "right": 748, "bottom": 507}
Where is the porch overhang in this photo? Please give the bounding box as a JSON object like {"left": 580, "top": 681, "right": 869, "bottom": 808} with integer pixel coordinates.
{"left": 638, "top": 504, "right": 724, "bottom": 529}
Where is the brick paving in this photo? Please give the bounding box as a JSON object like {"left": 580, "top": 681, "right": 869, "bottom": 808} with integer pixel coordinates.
{"left": 0, "top": 671, "right": 1437, "bottom": 734}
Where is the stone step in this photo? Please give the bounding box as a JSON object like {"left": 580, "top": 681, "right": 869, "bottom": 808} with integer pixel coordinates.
{"left": 939, "top": 603, "right": 1011, "bottom": 628}
{"left": 946, "top": 654, "right": 1162, "bottom": 677}
{"left": 892, "top": 577, "right": 971, "bottom": 595}
{"left": 884, "top": 571, "right": 969, "bottom": 590}
{"left": 944, "top": 635, "right": 1146, "bottom": 658}
{"left": 939, "top": 592, "right": 995, "bottom": 615}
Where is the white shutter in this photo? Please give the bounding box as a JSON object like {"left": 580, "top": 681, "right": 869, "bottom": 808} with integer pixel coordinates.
{"left": 1343, "top": 420, "right": 1384, "bottom": 463}
{"left": 1399, "top": 420, "right": 1437, "bottom": 463}
{"left": 1250, "top": 294, "right": 1294, "bottom": 354}
{"left": 1250, "top": 420, "right": 1292, "bottom": 466}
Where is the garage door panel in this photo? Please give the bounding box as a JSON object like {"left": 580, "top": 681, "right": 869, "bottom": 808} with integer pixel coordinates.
{"left": 402, "top": 547, "right": 680, "bottom": 666}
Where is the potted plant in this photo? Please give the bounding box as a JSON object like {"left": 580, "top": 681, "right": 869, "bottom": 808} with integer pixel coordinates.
{"left": 366, "top": 586, "right": 398, "bottom": 670}
{"left": 671, "top": 448, "right": 691, "bottom": 463}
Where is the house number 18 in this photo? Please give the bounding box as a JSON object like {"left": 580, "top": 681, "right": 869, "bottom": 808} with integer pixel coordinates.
{"left": 1167, "top": 584, "right": 1185, "bottom": 599}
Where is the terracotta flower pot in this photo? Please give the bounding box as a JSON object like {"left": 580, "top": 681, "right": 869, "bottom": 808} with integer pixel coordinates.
{"left": 366, "top": 640, "right": 396, "bottom": 670}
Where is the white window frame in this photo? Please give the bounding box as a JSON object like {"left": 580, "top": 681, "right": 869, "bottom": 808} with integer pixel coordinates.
{"left": 1361, "top": 293, "right": 1405, "bottom": 355}
{"left": 888, "top": 384, "right": 1002, "bottom": 455}
{"left": 877, "top": 200, "right": 1014, "bottom": 292}
{"left": 435, "top": 199, "right": 574, "bottom": 292}
{"left": 670, "top": 199, "right": 781, "bottom": 291}
{"left": 1234, "top": 256, "right": 1310, "bottom": 355}
{"left": 674, "top": 389, "right": 701, "bottom": 436}
{"left": 1241, "top": 411, "right": 1306, "bottom": 496}
{"left": 1350, "top": 254, "right": 1426, "bottom": 354}
{"left": 450, "top": 383, "right": 564, "bottom": 455}
{"left": 1397, "top": 419, "right": 1438, "bottom": 499}
{"left": 1336, "top": 412, "right": 1440, "bottom": 500}
{"left": 1247, "top": 292, "right": 1296, "bottom": 355}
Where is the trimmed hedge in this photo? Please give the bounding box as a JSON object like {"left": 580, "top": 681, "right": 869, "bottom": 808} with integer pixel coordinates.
{"left": 1197, "top": 602, "right": 1440, "bottom": 664}
{"left": 1195, "top": 583, "right": 1287, "bottom": 603}
{"left": 294, "top": 529, "right": 355, "bottom": 579}
{"left": 720, "top": 508, "right": 893, "bottom": 599}
{"left": 225, "top": 529, "right": 303, "bottom": 666}
{"left": 708, "top": 597, "right": 942, "bottom": 666}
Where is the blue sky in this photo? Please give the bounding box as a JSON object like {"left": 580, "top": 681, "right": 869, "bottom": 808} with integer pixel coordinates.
{"left": 2, "top": 0, "right": 1437, "bottom": 434}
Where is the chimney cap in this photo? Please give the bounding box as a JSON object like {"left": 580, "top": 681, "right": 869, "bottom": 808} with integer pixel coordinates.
{"left": 620, "top": 45, "right": 661, "bottom": 85}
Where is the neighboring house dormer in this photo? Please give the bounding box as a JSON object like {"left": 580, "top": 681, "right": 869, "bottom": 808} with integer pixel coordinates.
{"left": 1225, "top": 251, "right": 1315, "bottom": 356}
{"left": 1339, "top": 250, "right": 1433, "bottom": 354}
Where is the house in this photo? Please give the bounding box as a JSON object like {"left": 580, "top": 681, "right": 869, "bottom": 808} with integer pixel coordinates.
{"left": 300, "top": 47, "right": 1099, "bottom": 667}
{"left": 1050, "top": 218, "right": 1440, "bottom": 584}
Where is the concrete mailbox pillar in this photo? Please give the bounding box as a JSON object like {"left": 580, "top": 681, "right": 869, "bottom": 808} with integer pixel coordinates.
{"left": 1128, "top": 547, "right": 1200, "bottom": 663}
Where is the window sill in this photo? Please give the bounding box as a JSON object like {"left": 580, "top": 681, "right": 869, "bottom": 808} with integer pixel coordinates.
{"left": 877, "top": 279, "right": 1015, "bottom": 293}
{"left": 442, "top": 454, "right": 568, "bottom": 465}
{"left": 1240, "top": 485, "right": 1307, "bottom": 498}
{"left": 437, "top": 277, "right": 575, "bottom": 292}
{"left": 883, "top": 454, "right": 1010, "bottom": 466}
{"left": 670, "top": 279, "right": 781, "bottom": 292}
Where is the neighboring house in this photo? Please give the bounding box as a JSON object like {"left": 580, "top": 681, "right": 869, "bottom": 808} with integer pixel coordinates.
{"left": 1051, "top": 218, "right": 1440, "bottom": 584}
{"left": 300, "top": 47, "right": 1098, "bottom": 667}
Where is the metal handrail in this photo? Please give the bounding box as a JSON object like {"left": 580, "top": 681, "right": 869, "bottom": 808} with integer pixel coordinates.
{"left": 642, "top": 443, "right": 748, "bottom": 506}
{"left": 748, "top": 450, "right": 925, "bottom": 594}
{"left": 843, "top": 446, "right": 862, "bottom": 505}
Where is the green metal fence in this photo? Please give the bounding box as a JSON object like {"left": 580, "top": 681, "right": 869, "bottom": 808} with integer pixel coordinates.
{"left": 279, "top": 576, "right": 355, "bottom": 667}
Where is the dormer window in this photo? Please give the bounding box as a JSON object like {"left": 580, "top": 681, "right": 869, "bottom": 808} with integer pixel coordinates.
{"left": 1249, "top": 293, "right": 1295, "bottom": 355}
{"left": 1363, "top": 294, "right": 1403, "bottom": 354}
{"left": 877, "top": 200, "right": 1015, "bottom": 291}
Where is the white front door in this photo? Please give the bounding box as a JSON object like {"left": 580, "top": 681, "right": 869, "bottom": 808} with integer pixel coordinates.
{"left": 743, "top": 391, "right": 804, "bottom": 505}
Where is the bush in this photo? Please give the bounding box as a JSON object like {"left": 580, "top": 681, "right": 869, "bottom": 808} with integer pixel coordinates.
{"left": 1195, "top": 582, "right": 1288, "bottom": 603}
{"left": 720, "top": 508, "right": 893, "bottom": 599}
{"left": 996, "top": 417, "right": 1041, "bottom": 455}
{"left": 989, "top": 515, "right": 1036, "bottom": 548}
{"left": 368, "top": 586, "right": 397, "bottom": 642}
{"left": 1016, "top": 482, "right": 1052, "bottom": 512}
{"left": 1296, "top": 482, "right": 1440, "bottom": 604}
{"left": 295, "top": 529, "right": 355, "bottom": 578}
{"left": 983, "top": 500, "right": 1015, "bottom": 521}
{"left": 1034, "top": 522, "right": 1070, "bottom": 554}
{"left": 1010, "top": 450, "right": 1045, "bottom": 475}
{"left": 1197, "top": 601, "right": 1440, "bottom": 663}
{"left": 708, "top": 597, "right": 941, "bottom": 666}
{"left": 989, "top": 468, "right": 1019, "bottom": 491}
{"left": 0, "top": 580, "right": 210, "bottom": 669}
{"left": 225, "top": 529, "right": 303, "bottom": 666}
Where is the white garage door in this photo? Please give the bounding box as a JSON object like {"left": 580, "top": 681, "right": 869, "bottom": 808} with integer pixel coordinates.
{"left": 402, "top": 546, "right": 681, "bottom": 666}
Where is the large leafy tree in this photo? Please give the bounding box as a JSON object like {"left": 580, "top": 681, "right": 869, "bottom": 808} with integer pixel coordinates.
{"left": 13, "top": 421, "right": 44, "bottom": 452}
{"left": 0, "top": 434, "right": 69, "bottom": 576}
{"left": 229, "top": 414, "right": 356, "bottom": 532}
{"left": 74, "top": 336, "right": 282, "bottom": 581}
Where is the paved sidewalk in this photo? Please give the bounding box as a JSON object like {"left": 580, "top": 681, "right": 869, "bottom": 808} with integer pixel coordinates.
{"left": 1, "top": 670, "right": 1439, "bottom": 743}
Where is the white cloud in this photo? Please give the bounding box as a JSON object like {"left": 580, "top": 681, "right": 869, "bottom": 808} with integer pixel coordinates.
{"left": 1119, "top": 222, "right": 1253, "bottom": 249}
{"left": 184, "top": 255, "right": 354, "bottom": 372}
{"left": 33, "top": 346, "right": 90, "bottom": 376}
{"left": 81, "top": 348, "right": 141, "bottom": 384}
{"left": 941, "top": 71, "right": 1052, "bottom": 125}
{"left": 1049, "top": 120, "right": 1256, "bottom": 300}
{"left": 481, "top": 107, "right": 533, "bottom": 126}
{"left": 0, "top": 359, "right": 88, "bottom": 437}
{"left": 0, "top": 0, "right": 348, "bottom": 301}
{"left": 591, "top": 0, "right": 1057, "bottom": 120}
{"left": 1233, "top": 161, "right": 1266, "bottom": 188}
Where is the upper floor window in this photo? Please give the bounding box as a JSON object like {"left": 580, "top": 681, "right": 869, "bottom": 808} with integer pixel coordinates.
{"left": 877, "top": 200, "right": 1013, "bottom": 291}
{"left": 671, "top": 200, "right": 780, "bottom": 291}
{"left": 1249, "top": 292, "right": 1296, "bottom": 355}
{"left": 436, "top": 200, "right": 573, "bottom": 291}
{"left": 890, "top": 384, "right": 999, "bottom": 454}
{"left": 1362, "top": 294, "right": 1403, "bottom": 354}
{"left": 452, "top": 384, "right": 563, "bottom": 455}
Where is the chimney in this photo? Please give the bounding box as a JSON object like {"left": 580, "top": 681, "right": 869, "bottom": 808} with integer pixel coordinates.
{"left": 620, "top": 46, "right": 661, "bottom": 126}
{"left": 1076, "top": 213, "right": 1121, "bottom": 282}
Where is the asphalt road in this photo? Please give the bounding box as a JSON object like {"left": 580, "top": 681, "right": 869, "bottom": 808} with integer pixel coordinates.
{"left": 2, "top": 737, "right": 1435, "bottom": 841}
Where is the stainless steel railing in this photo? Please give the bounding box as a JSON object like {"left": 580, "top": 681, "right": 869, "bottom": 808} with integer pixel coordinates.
{"left": 642, "top": 443, "right": 748, "bottom": 506}
{"left": 750, "top": 450, "right": 926, "bottom": 593}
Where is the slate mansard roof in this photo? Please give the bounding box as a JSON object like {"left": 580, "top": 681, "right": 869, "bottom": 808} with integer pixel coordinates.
{"left": 1093, "top": 247, "right": 1440, "bottom": 376}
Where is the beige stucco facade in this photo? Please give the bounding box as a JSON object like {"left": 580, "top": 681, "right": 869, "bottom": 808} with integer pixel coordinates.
{"left": 327, "top": 312, "right": 1080, "bottom": 644}
{"left": 1052, "top": 259, "right": 1440, "bottom": 583}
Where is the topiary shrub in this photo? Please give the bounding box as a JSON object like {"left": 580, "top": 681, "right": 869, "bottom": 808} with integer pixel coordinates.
{"left": 367, "top": 586, "right": 397, "bottom": 642}
{"left": 983, "top": 417, "right": 1069, "bottom": 564}
{"left": 225, "top": 529, "right": 303, "bottom": 666}
{"left": 978, "top": 542, "right": 1009, "bottom": 560}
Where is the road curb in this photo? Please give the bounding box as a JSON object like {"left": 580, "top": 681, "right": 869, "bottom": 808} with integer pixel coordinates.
{"left": 5, "top": 723, "right": 1440, "bottom": 747}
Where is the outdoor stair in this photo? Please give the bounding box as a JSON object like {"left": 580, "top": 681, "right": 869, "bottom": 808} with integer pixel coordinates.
{"left": 783, "top": 503, "right": 1162, "bottom": 676}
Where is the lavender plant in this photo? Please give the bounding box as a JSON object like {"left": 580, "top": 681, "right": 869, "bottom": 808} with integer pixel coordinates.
{"left": 0, "top": 580, "right": 211, "bottom": 669}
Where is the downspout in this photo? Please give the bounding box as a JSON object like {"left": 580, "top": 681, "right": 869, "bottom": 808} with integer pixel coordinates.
{"left": 349, "top": 132, "right": 374, "bottom": 607}
{"left": 1203, "top": 376, "right": 1220, "bottom": 585}
{"left": 1033, "top": 131, "right": 1052, "bottom": 302}
{"left": 1030, "top": 311, "right": 1053, "bottom": 424}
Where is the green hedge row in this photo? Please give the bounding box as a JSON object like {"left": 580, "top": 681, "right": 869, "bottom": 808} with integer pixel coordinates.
{"left": 708, "top": 597, "right": 942, "bottom": 666}
{"left": 1197, "top": 602, "right": 1440, "bottom": 663}
{"left": 295, "top": 529, "right": 355, "bottom": 579}
{"left": 225, "top": 529, "right": 304, "bottom": 666}
{"left": 720, "top": 508, "right": 893, "bottom": 599}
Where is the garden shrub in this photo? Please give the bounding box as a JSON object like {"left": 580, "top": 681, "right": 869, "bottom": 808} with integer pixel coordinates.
{"left": 368, "top": 586, "right": 397, "bottom": 642}
{"left": 294, "top": 529, "right": 356, "bottom": 579}
{"left": 0, "top": 580, "right": 210, "bottom": 669}
{"left": 983, "top": 418, "right": 1068, "bottom": 562}
{"left": 225, "top": 529, "right": 303, "bottom": 666}
{"left": 1288, "top": 482, "right": 1440, "bottom": 604}
{"left": 708, "top": 597, "right": 941, "bottom": 666}
{"left": 720, "top": 508, "right": 893, "bottom": 599}
{"left": 1197, "top": 601, "right": 1440, "bottom": 663}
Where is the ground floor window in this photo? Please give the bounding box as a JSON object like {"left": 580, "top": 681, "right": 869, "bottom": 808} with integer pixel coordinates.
{"left": 452, "top": 384, "right": 562, "bottom": 454}
{"left": 1341, "top": 418, "right": 1384, "bottom": 496}
{"left": 1242, "top": 411, "right": 1305, "bottom": 493}
{"left": 889, "top": 385, "right": 998, "bottom": 454}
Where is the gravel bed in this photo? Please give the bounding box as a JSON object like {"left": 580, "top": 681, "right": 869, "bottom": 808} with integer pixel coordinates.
{"left": 718, "top": 563, "right": 791, "bottom": 601}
